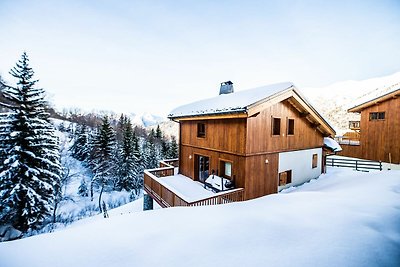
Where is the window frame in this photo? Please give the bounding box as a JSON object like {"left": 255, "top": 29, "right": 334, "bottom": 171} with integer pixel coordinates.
{"left": 197, "top": 122, "right": 206, "bottom": 138}
{"left": 312, "top": 154, "right": 318, "bottom": 169}
{"left": 369, "top": 112, "right": 385, "bottom": 121}
{"left": 287, "top": 118, "right": 295, "bottom": 136}
{"left": 219, "top": 159, "right": 233, "bottom": 179}
{"left": 279, "top": 170, "right": 292, "bottom": 186}
{"left": 272, "top": 117, "right": 281, "bottom": 136}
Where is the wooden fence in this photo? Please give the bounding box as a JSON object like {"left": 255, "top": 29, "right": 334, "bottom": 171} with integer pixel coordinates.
{"left": 326, "top": 157, "right": 382, "bottom": 172}
{"left": 144, "top": 159, "right": 244, "bottom": 208}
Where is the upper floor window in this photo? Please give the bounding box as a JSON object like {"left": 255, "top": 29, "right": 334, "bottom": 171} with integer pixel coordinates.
{"left": 197, "top": 123, "right": 206, "bottom": 138}
{"left": 369, "top": 112, "right": 385, "bottom": 121}
{"left": 272, "top": 117, "right": 281, "bottom": 136}
{"left": 287, "top": 118, "right": 295, "bottom": 135}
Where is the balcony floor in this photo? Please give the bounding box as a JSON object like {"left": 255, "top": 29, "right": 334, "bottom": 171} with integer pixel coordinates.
{"left": 155, "top": 174, "right": 215, "bottom": 203}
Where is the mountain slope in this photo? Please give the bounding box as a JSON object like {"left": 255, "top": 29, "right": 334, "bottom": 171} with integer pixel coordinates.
{"left": 302, "top": 71, "right": 400, "bottom": 134}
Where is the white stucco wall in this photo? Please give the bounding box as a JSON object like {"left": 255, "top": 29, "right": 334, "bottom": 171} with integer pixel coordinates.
{"left": 278, "top": 148, "right": 322, "bottom": 190}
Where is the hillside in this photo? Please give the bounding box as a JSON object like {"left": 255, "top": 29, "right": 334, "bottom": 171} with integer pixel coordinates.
{"left": 303, "top": 71, "right": 400, "bottom": 134}
{"left": 1, "top": 167, "right": 399, "bottom": 267}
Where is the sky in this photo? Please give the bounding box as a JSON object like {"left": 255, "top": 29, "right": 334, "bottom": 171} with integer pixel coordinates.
{"left": 0, "top": 0, "right": 399, "bottom": 117}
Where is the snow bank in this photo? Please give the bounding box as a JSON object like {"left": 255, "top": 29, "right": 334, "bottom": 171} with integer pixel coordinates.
{"left": 0, "top": 168, "right": 399, "bottom": 267}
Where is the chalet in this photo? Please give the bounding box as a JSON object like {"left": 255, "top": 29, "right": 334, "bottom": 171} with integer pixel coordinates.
{"left": 339, "top": 87, "right": 400, "bottom": 164}
{"left": 143, "top": 82, "right": 336, "bottom": 209}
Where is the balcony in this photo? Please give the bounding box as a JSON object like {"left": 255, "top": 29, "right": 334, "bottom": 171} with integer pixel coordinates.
{"left": 144, "top": 159, "right": 245, "bottom": 208}
{"left": 349, "top": 120, "right": 360, "bottom": 130}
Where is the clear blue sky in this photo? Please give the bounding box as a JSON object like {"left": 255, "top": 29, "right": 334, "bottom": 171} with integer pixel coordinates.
{"left": 0, "top": 0, "right": 399, "bottom": 116}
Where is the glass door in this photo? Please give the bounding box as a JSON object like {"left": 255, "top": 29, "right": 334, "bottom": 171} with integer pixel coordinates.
{"left": 195, "top": 155, "right": 209, "bottom": 182}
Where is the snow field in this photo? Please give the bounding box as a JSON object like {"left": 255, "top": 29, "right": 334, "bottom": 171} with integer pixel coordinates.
{"left": 0, "top": 167, "right": 399, "bottom": 267}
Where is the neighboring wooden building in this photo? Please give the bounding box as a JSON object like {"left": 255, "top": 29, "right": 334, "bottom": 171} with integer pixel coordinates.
{"left": 340, "top": 88, "right": 400, "bottom": 164}
{"left": 146, "top": 82, "right": 335, "bottom": 203}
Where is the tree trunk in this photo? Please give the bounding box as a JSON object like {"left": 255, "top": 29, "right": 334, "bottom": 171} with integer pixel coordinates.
{"left": 98, "top": 184, "right": 104, "bottom": 213}
{"left": 90, "top": 180, "right": 94, "bottom": 201}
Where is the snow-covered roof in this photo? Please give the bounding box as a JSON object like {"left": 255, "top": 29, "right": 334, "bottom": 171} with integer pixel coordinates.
{"left": 348, "top": 86, "right": 400, "bottom": 112}
{"left": 323, "top": 137, "right": 342, "bottom": 152}
{"left": 168, "top": 81, "right": 336, "bottom": 136}
{"left": 168, "top": 82, "right": 294, "bottom": 118}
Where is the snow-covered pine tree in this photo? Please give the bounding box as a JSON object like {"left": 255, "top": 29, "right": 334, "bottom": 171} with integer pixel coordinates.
{"left": 78, "top": 179, "right": 89, "bottom": 197}
{"left": 70, "top": 124, "right": 89, "bottom": 161}
{"left": 0, "top": 52, "right": 62, "bottom": 232}
{"left": 168, "top": 136, "right": 178, "bottom": 159}
{"left": 91, "top": 115, "right": 116, "bottom": 211}
{"left": 143, "top": 137, "right": 158, "bottom": 169}
{"left": 116, "top": 118, "right": 139, "bottom": 191}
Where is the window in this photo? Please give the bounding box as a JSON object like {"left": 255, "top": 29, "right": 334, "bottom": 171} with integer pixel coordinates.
{"left": 287, "top": 119, "right": 295, "bottom": 135}
{"left": 312, "top": 154, "right": 318, "bottom": 168}
{"left": 220, "top": 160, "right": 232, "bottom": 178}
{"left": 369, "top": 112, "right": 385, "bottom": 121}
{"left": 279, "top": 170, "right": 292, "bottom": 186}
{"left": 197, "top": 123, "right": 206, "bottom": 138}
{"left": 272, "top": 117, "right": 281, "bottom": 136}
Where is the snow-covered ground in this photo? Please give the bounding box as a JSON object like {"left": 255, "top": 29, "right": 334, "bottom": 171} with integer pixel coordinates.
{"left": 1, "top": 167, "right": 399, "bottom": 267}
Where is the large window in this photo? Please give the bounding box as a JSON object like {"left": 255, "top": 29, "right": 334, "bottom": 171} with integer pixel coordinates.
{"left": 287, "top": 118, "right": 295, "bottom": 135}
{"left": 369, "top": 112, "right": 385, "bottom": 121}
{"left": 272, "top": 117, "right": 281, "bottom": 136}
{"left": 197, "top": 123, "right": 206, "bottom": 138}
{"left": 312, "top": 154, "right": 318, "bottom": 168}
{"left": 279, "top": 170, "right": 292, "bottom": 186}
{"left": 220, "top": 160, "right": 232, "bottom": 178}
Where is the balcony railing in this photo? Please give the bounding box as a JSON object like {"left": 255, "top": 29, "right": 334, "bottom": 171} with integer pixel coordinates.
{"left": 349, "top": 120, "right": 360, "bottom": 130}
{"left": 144, "top": 159, "right": 245, "bottom": 208}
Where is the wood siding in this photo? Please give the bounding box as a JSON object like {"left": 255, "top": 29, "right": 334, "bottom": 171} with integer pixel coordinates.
{"left": 180, "top": 119, "right": 247, "bottom": 155}
{"left": 246, "top": 100, "right": 324, "bottom": 154}
{"left": 245, "top": 154, "right": 279, "bottom": 199}
{"left": 338, "top": 144, "right": 363, "bottom": 159}
{"left": 358, "top": 97, "right": 400, "bottom": 164}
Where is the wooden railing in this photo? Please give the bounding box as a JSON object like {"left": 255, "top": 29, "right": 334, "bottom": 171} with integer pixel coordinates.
{"left": 144, "top": 160, "right": 245, "bottom": 208}
{"left": 326, "top": 157, "right": 382, "bottom": 171}
{"left": 159, "top": 158, "right": 179, "bottom": 168}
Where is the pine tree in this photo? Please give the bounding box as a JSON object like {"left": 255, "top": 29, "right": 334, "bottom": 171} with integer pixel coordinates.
{"left": 0, "top": 52, "right": 62, "bottom": 232}
{"left": 78, "top": 179, "right": 89, "bottom": 197}
{"left": 116, "top": 118, "right": 139, "bottom": 191}
{"left": 155, "top": 125, "right": 162, "bottom": 139}
{"left": 168, "top": 136, "right": 179, "bottom": 159}
{"left": 70, "top": 124, "right": 89, "bottom": 161}
{"left": 91, "top": 115, "right": 116, "bottom": 211}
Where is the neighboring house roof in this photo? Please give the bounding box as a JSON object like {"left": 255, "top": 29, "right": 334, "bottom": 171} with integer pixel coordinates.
{"left": 168, "top": 82, "right": 336, "bottom": 137}
{"left": 348, "top": 87, "right": 400, "bottom": 113}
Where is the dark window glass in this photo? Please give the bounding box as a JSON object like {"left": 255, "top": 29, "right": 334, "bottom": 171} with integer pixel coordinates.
{"left": 369, "top": 112, "right": 385, "bottom": 121}
{"left": 273, "top": 118, "right": 281, "bottom": 135}
{"left": 197, "top": 123, "right": 206, "bottom": 138}
{"left": 288, "top": 119, "right": 295, "bottom": 135}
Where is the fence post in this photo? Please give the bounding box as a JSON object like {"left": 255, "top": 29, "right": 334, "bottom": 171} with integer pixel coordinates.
{"left": 379, "top": 161, "right": 382, "bottom": 171}
{"left": 355, "top": 160, "right": 358, "bottom": 171}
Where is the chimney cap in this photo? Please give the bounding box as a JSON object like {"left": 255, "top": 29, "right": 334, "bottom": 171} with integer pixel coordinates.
{"left": 219, "top": 81, "right": 234, "bottom": 95}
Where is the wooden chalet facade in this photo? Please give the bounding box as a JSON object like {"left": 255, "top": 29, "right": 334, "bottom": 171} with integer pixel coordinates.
{"left": 144, "top": 82, "right": 336, "bottom": 207}
{"left": 339, "top": 88, "right": 400, "bottom": 164}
